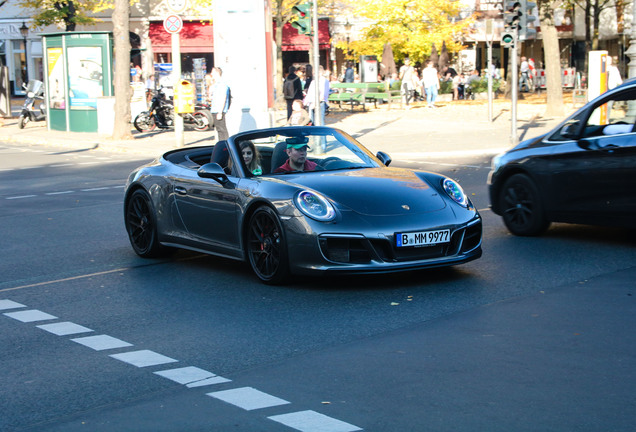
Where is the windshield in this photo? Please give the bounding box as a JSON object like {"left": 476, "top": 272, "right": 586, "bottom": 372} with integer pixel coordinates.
{"left": 231, "top": 128, "right": 382, "bottom": 176}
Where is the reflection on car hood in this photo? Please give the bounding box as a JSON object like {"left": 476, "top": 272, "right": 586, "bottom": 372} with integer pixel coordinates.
{"left": 282, "top": 167, "right": 446, "bottom": 216}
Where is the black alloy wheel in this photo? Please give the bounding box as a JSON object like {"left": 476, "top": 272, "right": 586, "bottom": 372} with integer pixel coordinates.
{"left": 499, "top": 173, "right": 550, "bottom": 236}
{"left": 125, "top": 189, "right": 167, "bottom": 257}
{"left": 247, "top": 206, "right": 289, "bottom": 284}
{"left": 133, "top": 112, "right": 157, "bottom": 133}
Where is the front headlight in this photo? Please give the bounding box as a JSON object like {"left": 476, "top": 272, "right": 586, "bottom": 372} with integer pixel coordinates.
{"left": 442, "top": 178, "right": 468, "bottom": 207}
{"left": 294, "top": 190, "right": 336, "bottom": 222}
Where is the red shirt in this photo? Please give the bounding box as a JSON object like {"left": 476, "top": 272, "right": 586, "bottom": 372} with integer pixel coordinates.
{"left": 274, "top": 159, "right": 317, "bottom": 173}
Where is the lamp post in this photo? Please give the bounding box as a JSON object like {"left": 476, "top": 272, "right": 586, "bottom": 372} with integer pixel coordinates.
{"left": 19, "top": 21, "right": 28, "bottom": 85}
{"left": 344, "top": 18, "right": 352, "bottom": 59}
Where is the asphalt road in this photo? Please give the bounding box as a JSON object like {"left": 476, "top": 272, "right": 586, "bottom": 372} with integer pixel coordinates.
{"left": 1, "top": 142, "right": 635, "bottom": 432}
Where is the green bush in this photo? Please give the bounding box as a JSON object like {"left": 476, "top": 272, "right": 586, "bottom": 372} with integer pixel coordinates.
{"left": 468, "top": 77, "right": 502, "bottom": 93}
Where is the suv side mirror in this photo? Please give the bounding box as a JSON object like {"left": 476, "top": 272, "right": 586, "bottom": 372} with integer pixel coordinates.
{"left": 198, "top": 162, "right": 230, "bottom": 185}
{"left": 560, "top": 121, "right": 579, "bottom": 140}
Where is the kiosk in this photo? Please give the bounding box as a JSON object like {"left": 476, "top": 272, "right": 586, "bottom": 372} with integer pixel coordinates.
{"left": 42, "top": 32, "right": 114, "bottom": 132}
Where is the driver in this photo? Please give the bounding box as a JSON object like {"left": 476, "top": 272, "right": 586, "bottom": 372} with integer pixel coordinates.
{"left": 274, "top": 137, "right": 317, "bottom": 173}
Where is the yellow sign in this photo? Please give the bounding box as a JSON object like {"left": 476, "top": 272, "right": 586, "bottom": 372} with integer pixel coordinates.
{"left": 174, "top": 79, "right": 195, "bottom": 113}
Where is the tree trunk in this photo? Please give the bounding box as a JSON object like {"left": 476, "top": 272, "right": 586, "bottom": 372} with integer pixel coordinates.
{"left": 540, "top": 2, "right": 565, "bottom": 117}
{"left": 112, "top": 0, "right": 133, "bottom": 139}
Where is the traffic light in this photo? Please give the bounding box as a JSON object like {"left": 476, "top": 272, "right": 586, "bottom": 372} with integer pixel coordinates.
{"left": 291, "top": 2, "right": 312, "bottom": 35}
{"left": 519, "top": 0, "right": 537, "bottom": 40}
{"left": 502, "top": 0, "right": 521, "bottom": 48}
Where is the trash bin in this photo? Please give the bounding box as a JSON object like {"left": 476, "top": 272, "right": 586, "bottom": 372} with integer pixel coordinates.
{"left": 96, "top": 96, "right": 116, "bottom": 135}
{"left": 174, "top": 80, "right": 195, "bottom": 114}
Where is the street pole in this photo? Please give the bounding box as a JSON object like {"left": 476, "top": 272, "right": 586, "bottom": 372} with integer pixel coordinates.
{"left": 312, "top": 0, "right": 321, "bottom": 126}
{"left": 627, "top": 0, "right": 636, "bottom": 79}
{"left": 172, "top": 31, "right": 184, "bottom": 147}
{"left": 486, "top": 19, "right": 493, "bottom": 123}
{"left": 511, "top": 30, "right": 518, "bottom": 146}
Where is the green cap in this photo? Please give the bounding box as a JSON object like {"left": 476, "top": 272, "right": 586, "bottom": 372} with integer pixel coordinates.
{"left": 286, "top": 136, "right": 310, "bottom": 149}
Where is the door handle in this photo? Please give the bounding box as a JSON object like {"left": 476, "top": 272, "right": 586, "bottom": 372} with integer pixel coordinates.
{"left": 174, "top": 186, "right": 187, "bottom": 195}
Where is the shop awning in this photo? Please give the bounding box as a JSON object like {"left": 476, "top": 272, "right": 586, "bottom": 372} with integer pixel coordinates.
{"left": 149, "top": 21, "right": 214, "bottom": 53}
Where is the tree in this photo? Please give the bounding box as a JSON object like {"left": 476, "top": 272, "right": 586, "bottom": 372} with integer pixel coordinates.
{"left": 538, "top": 0, "right": 565, "bottom": 117}
{"left": 349, "top": 0, "right": 474, "bottom": 64}
{"left": 112, "top": 0, "right": 132, "bottom": 139}
{"left": 569, "top": 0, "right": 627, "bottom": 51}
{"left": 18, "top": 0, "right": 104, "bottom": 31}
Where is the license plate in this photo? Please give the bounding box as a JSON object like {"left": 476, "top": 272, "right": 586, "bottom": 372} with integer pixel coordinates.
{"left": 396, "top": 229, "right": 450, "bottom": 247}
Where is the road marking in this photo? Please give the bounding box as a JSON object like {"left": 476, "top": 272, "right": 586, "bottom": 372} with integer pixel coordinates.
{"left": 37, "top": 321, "right": 93, "bottom": 336}
{"left": 207, "top": 387, "right": 290, "bottom": 411}
{"left": 154, "top": 366, "right": 231, "bottom": 386}
{"left": 110, "top": 350, "right": 178, "bottom": 367}
{"left": 80, "top": 187, "right": 110, "bottom": 192}
{"left": 4, "top": 309, "right": 57, "bottom": 322}
{"left": 72, "top": 334, "right": 133, "bottom": 351}
{"left": 45, "top": 190, "right": 74, "bottom": 196}
{"left": 50, "top": 164, "right": 76, "bottom": 167}
{"left": 0, "top": 267, "right": 131, "bottom": 293}
{"left": 268, "top": 410, "right": 363, "bottom": 432}
{"left": 6, "top": 195, "right": 37, "bottom": 200}
{"left": 0, "top": 299, "right": 26, "bottom": 310}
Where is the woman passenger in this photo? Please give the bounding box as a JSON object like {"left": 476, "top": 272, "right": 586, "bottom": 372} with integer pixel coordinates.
{"left": 240, "top": 140, "right": 262, "bottom": 175}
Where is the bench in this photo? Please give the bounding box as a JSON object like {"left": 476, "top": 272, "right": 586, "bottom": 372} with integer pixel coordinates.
{"left": 328, "top": 82, "right": 402, "bottom": 111}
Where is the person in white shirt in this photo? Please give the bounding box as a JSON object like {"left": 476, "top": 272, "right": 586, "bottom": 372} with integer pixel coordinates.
{"left": 607, "top": 56, "right": 623, "bottom": 90}
{"left": 303, "top": 65, "right": 330, "bottom": 126}
{"left": 421, "top": 61, "right": 440, "bottom": 108}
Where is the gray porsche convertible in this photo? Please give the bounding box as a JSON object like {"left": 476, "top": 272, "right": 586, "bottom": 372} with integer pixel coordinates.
{"left": 124, "top": 126, "right": 482, "bottom": 284}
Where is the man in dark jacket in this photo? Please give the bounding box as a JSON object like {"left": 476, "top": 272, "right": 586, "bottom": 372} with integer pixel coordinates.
{"left": 284, "top": 66, "right": 304, "bottom": 120}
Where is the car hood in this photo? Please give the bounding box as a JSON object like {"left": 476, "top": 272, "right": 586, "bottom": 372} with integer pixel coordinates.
{"left": 281, "top": 167, "right": 447, "bottom": 216}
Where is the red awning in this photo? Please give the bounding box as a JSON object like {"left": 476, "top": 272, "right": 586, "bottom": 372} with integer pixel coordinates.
{"left": 149, "top": 19, "right": 330, "bottom": 54}
{"left": 149, "top": 21, "right": 214, "bottom": 53}
{"left": 279, "top": 19, "right": 330, "bottom": 52}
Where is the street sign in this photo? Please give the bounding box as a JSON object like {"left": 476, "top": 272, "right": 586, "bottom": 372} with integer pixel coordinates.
{"left": 163, "top": 15, "right": 183, "bottom": 34}
{"left": 166, "top": 0, "right": 188, "bottom": 14}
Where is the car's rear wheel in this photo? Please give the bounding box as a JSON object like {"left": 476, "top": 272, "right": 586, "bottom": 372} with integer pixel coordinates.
{"left": 499, "top": 173, "right": 550, "bottom": 236}
{"left": 125, "top": 189, "right": 168, "bottom": 257}
{"left": 247, "top": 206, "right": 289, "bottom": 284}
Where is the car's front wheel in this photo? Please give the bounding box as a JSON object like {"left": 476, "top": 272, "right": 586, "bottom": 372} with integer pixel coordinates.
{"left": 125, "top": 189, "right": 168, "bottom": 257}
{"left": 499, "top": 173, "right": 550, "bottom": 236}
{"left": 247, "top": 206, "right": 289, "bottom": 284}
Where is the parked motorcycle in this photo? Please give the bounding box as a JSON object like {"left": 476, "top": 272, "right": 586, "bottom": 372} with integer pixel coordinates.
{"left": 19, "top": 80, "right": 46, "bottom": 129}
{"left": 133, "top": 88, "right": 213, "bottom": 133}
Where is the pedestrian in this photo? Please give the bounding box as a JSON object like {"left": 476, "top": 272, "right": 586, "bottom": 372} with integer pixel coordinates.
{"left": 519, "top": 56, "right": 530, "bottom": 92}
{"left": 286, "top": 99, "right": 311, "bottom": 126}
{"left": 607, "top": 56, "right": 622, "bottom": 90}
{"left": 304, "top": 64, "right": 313, "bottom": 94}
{"left": 283, "top": 66, "right": 304, "bottom": 120}
{"left": 303, "top": 65, "right": 329, "bottom": 126}
{"left": 209, "top": 67, "right": 230, "bottom": 142}
{"left": 421, "top": 61, "right": 440, "bottom": 108}
{"left": 399, "top": 58, "right": 416, "bottom": 108}
{"left": 344, "top": 61, "right": 355, "bottom": 83}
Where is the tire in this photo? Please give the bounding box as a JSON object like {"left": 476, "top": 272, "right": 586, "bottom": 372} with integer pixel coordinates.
{"left": 125, "top": 189, "right": 168, "bottom": 257}
{"left": 18, "top": 114, "right": 29, "bottom": 129}
{"left": 499, "top": 173, "right": 550, "bottom": 236}
{"left": 192, "top": 110, "right": 212, "bottom": 131}
{"left": 246, "top": 206, "right": 289, "bottom": 284}
{"left": 133, "top": 112, "right": 157, "bottom": 133}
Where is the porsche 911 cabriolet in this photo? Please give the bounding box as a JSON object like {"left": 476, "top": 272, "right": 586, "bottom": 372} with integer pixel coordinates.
{"left": 124, "top": 126, "right": 482, "bottom": 284}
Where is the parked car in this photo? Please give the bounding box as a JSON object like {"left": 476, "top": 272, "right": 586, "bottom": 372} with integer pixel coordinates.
{"left": 124, "top": 126, "right": 482, "bottom": 284}
{"left": 488, "top": 79, "right": 636, "bottom": 236}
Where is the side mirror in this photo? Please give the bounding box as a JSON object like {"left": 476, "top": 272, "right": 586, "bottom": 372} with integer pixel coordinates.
{"left": 560, "top": 121, "right": 579, "bottom": 140}
{"left": 198, "top": 162, "right": 230, "bottom": 185}
{"left": 376, "top": 151, "right": 392, "bottom": 167}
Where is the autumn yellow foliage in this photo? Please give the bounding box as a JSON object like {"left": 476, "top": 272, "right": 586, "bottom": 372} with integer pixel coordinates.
{"left": 344, "top": 0, "right": 475, "bottom": 64}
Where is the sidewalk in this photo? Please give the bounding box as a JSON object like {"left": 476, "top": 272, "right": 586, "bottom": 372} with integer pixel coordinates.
{"left": 0, "top": 94, "right": 575, "bottom": 159}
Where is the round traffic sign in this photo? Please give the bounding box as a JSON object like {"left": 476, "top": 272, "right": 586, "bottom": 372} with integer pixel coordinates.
{"left": 163, "top": 15, "right": 183, "bottom": 34}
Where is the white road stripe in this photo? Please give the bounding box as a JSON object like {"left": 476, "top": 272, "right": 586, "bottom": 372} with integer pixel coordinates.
{"left": 72, "top": 334, "right": 133, "bottom": 351}
{"left": 268, "top": 410, "right": 363, "bottom": 432}
{"left": 4, "top": 309, "right": 57, "bottom": 322}
{"left": 207, "top": 387, "right": 290, "bottom": 411}
{"left": 186, "top": 376, "right": 232, "bottom": 388}
{"left": 154, "top": 366, "right": 229, "bottom": 386}
{"left": 37, "top": 321, "right": 93, "bottom": 336}
{"left": 50, "top": 164, "right": 75, "bottom": 167}
{"left": 80, "top": 187, "right": 110, "bottom": 192}
{"left": 109, "top": 350, "right": 178, "bottom": 368}
{"left": 6, "top": 195, "right": 37, "bottom": 200}
{"left": 0, "top": 299, "right": 26, "bottom": 310}
{"left": 45, "top": 190, "right": 74, "bottom": 195}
